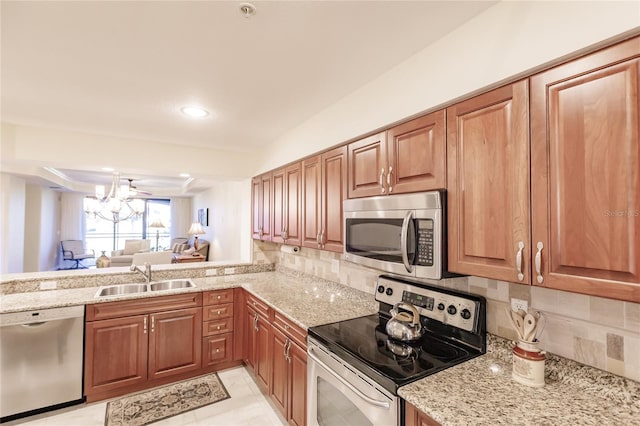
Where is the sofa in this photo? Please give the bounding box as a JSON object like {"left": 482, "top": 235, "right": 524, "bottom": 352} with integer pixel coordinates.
{"left": 170, "top": 238, "right": 209, "bottom": 260}
{"left": 110, "top": 239, "right": 152, "bottom": 267}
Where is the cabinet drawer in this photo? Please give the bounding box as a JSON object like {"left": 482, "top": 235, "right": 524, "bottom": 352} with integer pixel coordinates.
{"left": 246, "top": 293, "right": 270, "bottom": 318}
{"left": 203, "top": 318, "right": 234, "bottom": 336}
{"left": 87, "top": 293, "right": 202, "bottom": 321}
{"left": 203, "top": 333, "right": 233, "bottom": 366}
{"left": 203, "top": 303, "right": 233, "bottom": 321}
{"left": 273, "top": 311, "right": 307, "bottom": 349}
{"left": 203, "top": 289, "right": 234, "bottom": 305}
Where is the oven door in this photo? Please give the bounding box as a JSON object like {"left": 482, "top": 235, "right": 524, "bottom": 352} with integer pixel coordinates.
{"left": 307, "top": 340, "right": 398, "bottom": 426}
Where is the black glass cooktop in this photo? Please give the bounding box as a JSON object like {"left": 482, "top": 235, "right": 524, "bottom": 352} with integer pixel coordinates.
{"left": 308, "top": 313, "right": 481, "bottom": 394}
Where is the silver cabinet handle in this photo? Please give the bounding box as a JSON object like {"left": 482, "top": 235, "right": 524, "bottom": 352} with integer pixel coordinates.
{"left": 283, "top": 338, "right": 289, "bottom": 361}
{"left": 400, "top": 210, "right": 414, "bottom": 273}
{"left": 151, "top": 315, "right": 155, "bottom": 333}
{"left": 387, "top": 166, "right": 393, "bottom": 193}
{"left": 535, "top": 242, "right": 544, "bottom": 284}
{"left": 321, "top": 230, "right": 326, "bottom": 248}
{"left": 379, "top": 168, "right": 386, "bottom": 193}
{"left": 285, "top": 339, "right": 292, "bottom": 363}
{"left": 254, "top": 314, "right": 259, "bottom": 332}
{"left": 317, "top": 231, "right": 322, "bottom": 248}
{"left": 516, "top": 241, "right": 525, "bottom": 281}
{"left": 143, "top": 317, "right": 147, "bottom": 334}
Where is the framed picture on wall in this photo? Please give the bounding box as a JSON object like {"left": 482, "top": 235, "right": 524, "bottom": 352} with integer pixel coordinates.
{"left": 198, "top": 208, "right": 209, "bottom": 226}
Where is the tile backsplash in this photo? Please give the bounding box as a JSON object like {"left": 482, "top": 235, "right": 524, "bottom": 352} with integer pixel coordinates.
{"left": 254, "top": 240, "right": 640, "bottom": 382}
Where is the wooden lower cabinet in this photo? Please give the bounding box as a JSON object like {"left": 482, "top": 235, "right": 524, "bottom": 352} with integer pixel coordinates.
{"left": 85, "top": 293, "right": 203, "bottom": 401}
{"left": 203, "top": 333, "right": 233, "bottom": 367}
{"left": 270, "top": 314, "right": 307, "bottom": 426}
{"left": 246, "top": 296, "right": 271, "bottom": 392}
{"left": 202, "top": 288, "right": 238, "bottom": 370}
{"left": 405, "top": 401, "right": 441, "bottom": 426}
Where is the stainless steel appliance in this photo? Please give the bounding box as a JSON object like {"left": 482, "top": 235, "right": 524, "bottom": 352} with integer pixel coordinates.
{"left": 343, "top": 191, "right": 450, "bottom": 280}
{"left": 307, "top": 275, "right": 486, "bottom": 426}
{"left": 0, "top": 305, "right": 85, "bottom": 421}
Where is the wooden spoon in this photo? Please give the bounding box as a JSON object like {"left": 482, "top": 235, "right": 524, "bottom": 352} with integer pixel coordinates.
{"left": 523, "top": 313, "right": 537, "bottom": 342}
{"left": 510, "top": 310, "right": 525, "bottom": 340}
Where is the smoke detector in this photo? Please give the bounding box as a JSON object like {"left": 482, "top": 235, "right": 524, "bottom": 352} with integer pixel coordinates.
{"left": 239, "top": 3, "right": 256, "bottom": 18}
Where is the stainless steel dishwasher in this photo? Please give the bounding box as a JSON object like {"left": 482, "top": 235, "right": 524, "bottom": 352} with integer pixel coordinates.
{"left": 0, "top": 305, "right": 85, "bottom": 421}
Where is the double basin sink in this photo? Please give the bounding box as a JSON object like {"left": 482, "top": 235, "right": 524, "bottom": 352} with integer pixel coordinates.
{"left": 95, "top": 279, "right": 195, "bottom": 298}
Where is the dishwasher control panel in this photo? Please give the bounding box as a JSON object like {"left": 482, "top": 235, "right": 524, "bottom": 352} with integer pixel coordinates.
{"left": 0, "top": 305, "right": 84, "bottom": 326}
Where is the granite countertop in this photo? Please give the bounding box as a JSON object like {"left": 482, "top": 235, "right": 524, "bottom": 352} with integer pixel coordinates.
{"left": 399, "top": 335, "right": 640, "bottom": 425}
{"left": 0, "top": 270, "right": 378, "bottom": 329}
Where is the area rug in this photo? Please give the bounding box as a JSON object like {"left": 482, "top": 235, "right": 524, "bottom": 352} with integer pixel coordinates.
{"left": 104, "top": 373, "right": 230, "bottom": 426}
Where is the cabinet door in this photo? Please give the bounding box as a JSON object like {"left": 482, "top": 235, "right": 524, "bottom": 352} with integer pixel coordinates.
{"left": 388, "top": 110, "right": 445, "bottom": 194}
{"left": 531, "top": 36, "right": 640, "bottom": 302}
{"left": 85, "top": 315, "right": 148, "bottom": 395}
{"left": 260, "top": 173, "right": 273, "bottom": 241}
{"left": 245, "top": 308, "right": 257, "bottom": 369}
{"left": 272, "top": 167, "right": 286, "bottom": 243}
{"left": 284, "top": 162, "right": 302, "bottom": 246}
{"left": 288, "top": 341, "right": 307, "bottom": 426}
{"left": 302, "top": 154, "right": 322, "bottom": 249}
{"left": 254, "top": 313, "right": 271, "bottom": 391}
{"left": 347, "top": 132, "right": 387, "bottom": 198}
{"left": 270, "top": 327, "right": 289, "bottom": 418}
{"left": 148, "top": 308, "right": 202, "bottom": 381}
{"left": 252, "top": 176, "right": 262, "bottom": 240}
{"left": 447, "top": 80, "right": 531, "bottom": 283}
{"left": 321, "top": 146, "right": 348, "bottom": 253}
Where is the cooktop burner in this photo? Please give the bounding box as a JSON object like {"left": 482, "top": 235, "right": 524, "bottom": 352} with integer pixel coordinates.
{"left": 307, "top": 275, "right": 486, "bottom": 394}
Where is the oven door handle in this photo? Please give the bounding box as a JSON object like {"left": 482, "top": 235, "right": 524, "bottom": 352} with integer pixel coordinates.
{"left": 308, "top": 347, "right": 391, "bottom": 409}
{"left": 400, "top": 210, "right": 414, "bottom": 274}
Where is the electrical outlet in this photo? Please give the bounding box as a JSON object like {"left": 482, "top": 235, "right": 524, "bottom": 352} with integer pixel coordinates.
{"left": 511, "top": 298, "right": 528, "bottom": 312}
{"left": 205, "top": 269, "right": 216, "bottom": 276}
{"left": 40, "top": 280, "right": 57, "bottom": 290}
{"left": 224, "top": 267, "right": 236, "bottom": 275}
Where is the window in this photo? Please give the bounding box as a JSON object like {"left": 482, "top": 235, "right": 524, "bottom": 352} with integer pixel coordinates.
{"left": 84, "top": 198, "right": 171, "bottom": 255}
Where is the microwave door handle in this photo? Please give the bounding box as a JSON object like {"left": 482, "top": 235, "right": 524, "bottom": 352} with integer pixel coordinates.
{"left": 401, "top": 210, "right": 414, "bottom": 274}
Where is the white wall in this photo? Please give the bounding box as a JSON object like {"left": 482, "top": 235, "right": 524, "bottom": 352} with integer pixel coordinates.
{"left": 193, "top": 179, "right": 251, "bottom": 263}
{"left": 23, "top": 185, "right": 60, "bottom": 272}
{"left": 0, "top": 174, "right": 26, "bottom": 273}
{"left": 256, "top": 1, "right": 640, "bottom": 172}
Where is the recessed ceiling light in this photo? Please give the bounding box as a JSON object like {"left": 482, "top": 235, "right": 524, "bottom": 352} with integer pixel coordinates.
{"left": 180, "top": 106, "right": 209, "bottom": 118}
{"left": 179, "top": 173, "right": 190, "bottom": 178}
{"left": 102, "top": 167, "right": 114, "bottom": 172}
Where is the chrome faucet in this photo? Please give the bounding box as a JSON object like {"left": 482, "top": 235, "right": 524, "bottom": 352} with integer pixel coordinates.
{"left": 131, "top": 262, "right": 152, "bottom": 284}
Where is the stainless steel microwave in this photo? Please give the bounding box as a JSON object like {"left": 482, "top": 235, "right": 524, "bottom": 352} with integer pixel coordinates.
{"left": 343, "top": 191, "right": 450, "bottom": 280}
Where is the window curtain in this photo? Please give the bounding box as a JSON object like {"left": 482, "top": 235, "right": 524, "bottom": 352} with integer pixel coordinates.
{"left": 57, "top": 192, "right": 87, "bottom": 269}
{"left": 170, "top": 197, "right": 192, "bottom": 243}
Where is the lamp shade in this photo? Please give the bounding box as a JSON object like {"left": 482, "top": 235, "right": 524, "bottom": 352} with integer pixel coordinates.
{"left": 188, "top": 222, "right": 205, "bottom": 235}
{"left": 149, "top": 219, "right": 165, "bottom": 229}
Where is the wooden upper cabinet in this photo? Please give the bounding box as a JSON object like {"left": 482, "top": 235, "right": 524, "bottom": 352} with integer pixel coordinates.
{"left": 252, "top": 173, "right": 272, "bottom": 241}
{"left": 348, "top": 132, "right": 388, "bottom": 198}
{"left": 530, "top": 36, "right": 640, "bottom": 302}
{"left": 284, "top": 163, "right": 302, "bottom": 246}
{"left": 348, "top": 111, "right": 445, "bottom": 198}
{"left": 388, "top": 110, "right": 446, "bottom": 194}
{"left": 272, "top": 168, "right": 286, "bottom": 244}
{"left": 447, "top": 80, "right": 531, "bottom": 283}
{"left": 301, "top": 155, "right": 322, "bottom": 249}
{"left": 321, "top": 146, "right": 348, "bottom": 253}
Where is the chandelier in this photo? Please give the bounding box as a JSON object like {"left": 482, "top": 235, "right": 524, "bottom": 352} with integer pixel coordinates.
{"left": 84, "top": 173, "right": 145, "bottom": 223}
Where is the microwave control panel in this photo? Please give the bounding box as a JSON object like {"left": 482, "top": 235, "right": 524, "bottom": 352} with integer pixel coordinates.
{"left": 416, "top": 220, "right": 434, "bottom": 266}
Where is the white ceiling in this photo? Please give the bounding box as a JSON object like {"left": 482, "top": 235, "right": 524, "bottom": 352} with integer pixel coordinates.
{"left": 1, "top": 0, "right": 496, "bottom": 194}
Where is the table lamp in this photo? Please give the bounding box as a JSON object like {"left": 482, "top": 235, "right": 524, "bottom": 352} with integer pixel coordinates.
{"left": 149, "top": 219, "right": 165, "bottom": 251}
{"left": 188, "top": 222, "right": 205, "bottom": 251}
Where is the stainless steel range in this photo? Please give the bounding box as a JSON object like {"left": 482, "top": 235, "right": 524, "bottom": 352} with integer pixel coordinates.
{"left": 307, "top": 275, "right": 486, "bottom": 426}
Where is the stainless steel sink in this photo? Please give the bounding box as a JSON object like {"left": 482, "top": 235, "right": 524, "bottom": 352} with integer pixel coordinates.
{"left": 149, "top": 279, "right": 195, "bottom": 291}
{"left": 95, "top": 283, "right": 148, "bottom": 297}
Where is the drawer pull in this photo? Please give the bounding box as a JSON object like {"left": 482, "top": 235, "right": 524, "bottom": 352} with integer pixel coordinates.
{"left": 284, "top": 324, "right": 289, "bottom": 330}
{"left": 217, "top": 325, "right": 221, "bottom": 330}
{"left": 216, "top": 349, "right": 220, "bottom": 353}
{"left": 217, "top": 295, "right": 221, "bottom": 300}
{"left": 217, "top": 310, "right": 221, "bottom": 315}
{"left": 253, "top": 301, "right": 257, "bottom": 307}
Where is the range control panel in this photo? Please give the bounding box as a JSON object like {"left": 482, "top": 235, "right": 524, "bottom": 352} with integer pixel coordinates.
{"left": 375, "top": 275, "right": 479, "bottom": 332}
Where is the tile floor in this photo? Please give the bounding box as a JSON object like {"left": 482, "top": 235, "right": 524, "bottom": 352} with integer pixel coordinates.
{"left": 6, "top": 367, "right": 288, "bottom": 426}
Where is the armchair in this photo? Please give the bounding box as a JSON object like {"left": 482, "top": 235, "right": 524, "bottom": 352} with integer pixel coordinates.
{"left": 61, "top": 240, "right": 95, "bottom": 269}
{"left": 110, "top": 239, "right": 151, "bottom": 267}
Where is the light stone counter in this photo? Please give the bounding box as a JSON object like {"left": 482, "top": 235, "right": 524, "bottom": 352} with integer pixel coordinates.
{"left": 399, "top": 335, "right": 640, "bottom": 426}
{"left": 0, "top": 270, "right": 377, "bottom": 329}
